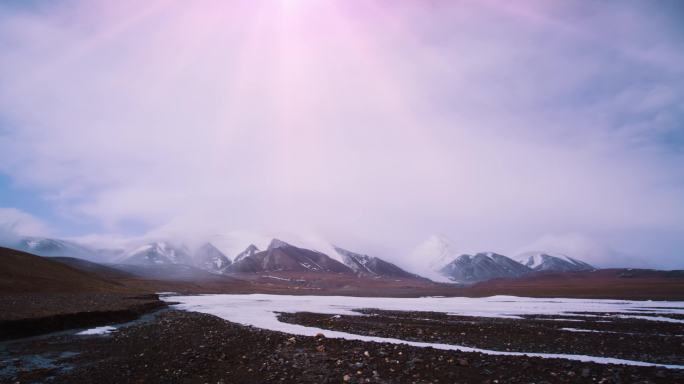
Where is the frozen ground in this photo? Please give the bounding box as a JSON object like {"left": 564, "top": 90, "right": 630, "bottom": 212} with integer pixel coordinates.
{"left": 76, "top": 326, "right": 116, "bottom": 335}
{"left": 164, "top": 294, "right": 684, "bottom": 369}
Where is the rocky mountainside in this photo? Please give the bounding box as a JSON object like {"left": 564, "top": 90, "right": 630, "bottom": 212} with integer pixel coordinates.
{"left": 122, "top": 241, "right": 233, "bottom": 275}
{"left": 233, "top": 244, "right": 259, "bottom": 263}
{"left": 225, "top": 239, "right": 353, "bottom": 274}
{"left": 440, "top": 252, "right": 532, "bottom": 283}
{"left": 9, "top": 237, "right": 100, "bottom": 260}
{"left": 334, "top": 246, "right": 421, "bottom": 279}
{"left": 195, "top": 243, "right": 231, "bottom": 272}
{"left": 517, "top": 252, "right": 594, "bottom": 272}
{"left": 123, "top": 242, "right": 194, "bottom": 266}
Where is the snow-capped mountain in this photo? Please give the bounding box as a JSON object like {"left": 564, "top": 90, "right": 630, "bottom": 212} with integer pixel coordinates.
{"left": 123, "top": 242, "right": 193, "bottom": 266}
{"left": 334, "top": 246, "right": 421, "bottom": 279}
{"left": 268, "top": 238, "right": 290, "bottom": 250}
{"left": 411, "top": 235, "right": 460, "bottom": 271}
{"left": 517, "top": 251, "right": 594, "bottom": 272}
{"left": 2, "top": 231, "right": 603, "bottom": 285}
{"left": 11, "top": 237, "right": 97, "bottom": 259}
{"left": 195, "top": 242, "right": 231, "bottom": 272}
{"left": 225, "top": 238, "right": 353, "bottom": 274}
{"left": 233, "top": 244, "right": 259, "bottom": 263}
{"left": 440, "top": 252, "right": 531, "bottom": 283}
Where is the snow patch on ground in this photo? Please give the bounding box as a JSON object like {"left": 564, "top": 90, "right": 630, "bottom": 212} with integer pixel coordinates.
{"left": 164, "top": 294, "right": 684, "bottom": 369}
{"left": 561, "top": 327, "right": 605, "bottom": 333}
{"left": 264, "top": 275, "right": 291, "bottom": 281}
{"left": 77, "top": 326, "right": 116, "bottom": 335}
{"left": 617, "top": 314, "right": 684, "bottom": 323}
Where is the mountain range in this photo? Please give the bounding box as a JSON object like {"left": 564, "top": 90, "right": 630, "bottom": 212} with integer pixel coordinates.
{"left": 517, "top": 251, "right": 595, "bottom": 272}
{"left": 226, "top": 239, "right": 352, "bottom": 274}
{"left": 439, "top": 252, "right": 532, "bottom": 283}
{"left": 334, "top": 246, "right": 423, "bottom": 279}
{"left": 412, "top": 235, "right": 595, "bottom": 284}
{"left": 1, "top": 234, "right": 596, "bottom": 284}
{"left": 12, "top": 237, "right": 109, "bottom": 260}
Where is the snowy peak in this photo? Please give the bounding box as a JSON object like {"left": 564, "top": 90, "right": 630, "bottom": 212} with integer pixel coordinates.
{"left": 227, "top": 239, "right": 417, "bottom": 278}
{"left": 334, "top": 246, "right": 421, "bottom": 279}
{"left": 13, "top": 237, "right": 93, "bottom": 258}
{"left": 334, "top": 246, "right": 371, "bottom": 273}
{"left": 225, "top": 240, "right": 353, "bottom": 274}
{"left": 195, "top": 242, "right": 231, "bottom": 272}
{"left": 517, "top": 251, "right": 594, "bottom": 272}
{"left": 440, "top": 252, "right": 531, "bottom": 283}
{"left": 124, "top": 241, "right": 234, "bottom": 272}
{"left": 124, "top": 241, "right": 193, "bottom": 266}
{"left": 267, "top": 238, "right": 291, "bottom": 251}
{"left": 412, "top": 234, "right": 459, "bottom": 271}
{"left": 234, "top": 244, "right": 259, "bottom": 263}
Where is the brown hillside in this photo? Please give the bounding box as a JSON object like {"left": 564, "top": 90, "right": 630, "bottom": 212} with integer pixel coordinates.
{"left": 0, "top": 247, "right": 128, "bottom": 293}
{"left": 463, "top": 268, "right": 684, "bottom": 300}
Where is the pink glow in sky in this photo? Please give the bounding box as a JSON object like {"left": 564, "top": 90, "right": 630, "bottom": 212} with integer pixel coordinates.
{"left": 0, "top": 0, "right": 683, "bottom": 267}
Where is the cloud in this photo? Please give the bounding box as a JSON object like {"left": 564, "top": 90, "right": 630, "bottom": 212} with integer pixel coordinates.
{"left": 0, "top": 1, "right": 683, "bottom": 266}
{"left": 0, "top": 207, "right": 51, "bottom": 242}
{"left": 515, "top": 233, "right": 635, "bottom": 268}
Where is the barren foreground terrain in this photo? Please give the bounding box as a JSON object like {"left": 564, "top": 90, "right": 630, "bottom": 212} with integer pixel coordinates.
{"left": 2, "top": 310, "right": 683, "bottom": 384}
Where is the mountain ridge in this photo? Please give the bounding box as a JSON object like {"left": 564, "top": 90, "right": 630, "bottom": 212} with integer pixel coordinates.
{"left": 440, "top": 252, "right": 532, "bottom": 283}
{"left": 225, "top": 239, "right": 353, "bottom": 275}
{"left": 2, "top": 234, "right": 599, "bottom": 284}
{"left": 517, "top": 251, "right": 595, "bottom": 272}
{"left": 334, "top": 246, "right": 423, "bottom": 280}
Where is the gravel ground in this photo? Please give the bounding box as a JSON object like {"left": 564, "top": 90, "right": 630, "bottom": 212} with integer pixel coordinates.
{"left": 2, "top": 310, "right": 682, "bottom": 383}
{"left": 280, "top": 309, "right": 684, "bottom": 365}
{"left": 0, "top": 293, "right": 165, "bottom": 340}
{"left": 0, "top": 293, "right": 163, "bottom": 322}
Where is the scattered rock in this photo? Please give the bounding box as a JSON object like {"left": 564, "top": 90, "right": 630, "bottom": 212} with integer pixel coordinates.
{"left": 4, "top": 310, "right": 682, "bottom": 384}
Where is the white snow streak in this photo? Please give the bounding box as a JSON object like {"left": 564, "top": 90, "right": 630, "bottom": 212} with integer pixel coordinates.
{"left": 76, "top": 325, "right": 116, "bottom": 335}
{"left": 163, "top": 294, "right": 684, "bottom": 370}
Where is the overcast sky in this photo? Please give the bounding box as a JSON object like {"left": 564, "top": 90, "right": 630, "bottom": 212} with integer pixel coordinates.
{"left": 1, "top": 0, "right": 683, "bottom": 268}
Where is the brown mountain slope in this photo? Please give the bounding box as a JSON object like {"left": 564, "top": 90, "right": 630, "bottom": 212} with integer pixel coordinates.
{"left": 226, "top": 240, "right": 354, "bottom": 274}
{"left": 50, "top": 256, "right": 138, "bottom": 280}
{"left": 0, "top": 246, "right": 128, "bottom": 293}
{"left": 462, "top": 268, "right": 684, "bottom": 300}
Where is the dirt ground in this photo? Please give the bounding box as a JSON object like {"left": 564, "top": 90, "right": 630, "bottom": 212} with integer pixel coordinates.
{"left": 2, "top": 310, "right": 682, "bottom": 383}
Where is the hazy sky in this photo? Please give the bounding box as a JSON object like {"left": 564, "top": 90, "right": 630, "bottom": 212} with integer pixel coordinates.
{"left": 1, "top": 0, "right": 683, "bottom": 268}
